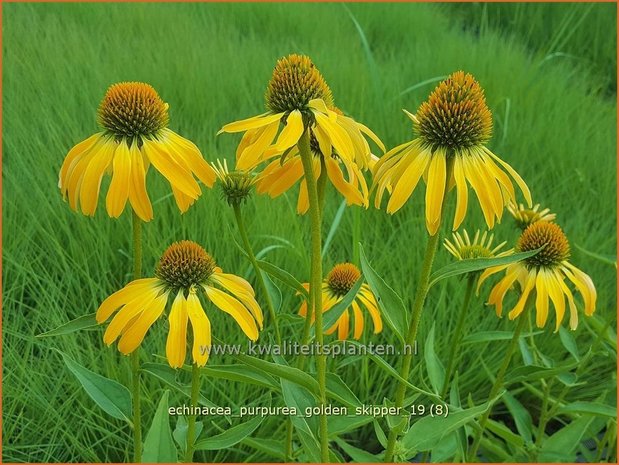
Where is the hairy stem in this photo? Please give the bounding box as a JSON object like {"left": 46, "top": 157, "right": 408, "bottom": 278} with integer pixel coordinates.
{"left": 131, "top": 211, "right": 142, "bottom": 463}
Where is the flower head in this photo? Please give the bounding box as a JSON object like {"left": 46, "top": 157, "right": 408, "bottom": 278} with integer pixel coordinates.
{"left": 508, "top": 201, "right": 556, "bottom": 230}
{"left": 444, "top": 229, "right": 509, "bottom": 261}
{"left": 373, "top": 71, "right": 532, "bottom": 235}
{"left": 299, "top": 263, "right": 382, "bottom": 340}
{"left": 219, "top": 54, "right": 384, "bottom": 211}
{"left": 59, "top": 82, "right": 216, "bottom": 221}
{"left": 212, "top": 159, "right": 256, "bottom": 207}
{"left": 477, "top": 222, "right": 596, "bottom": 331}
{"left": 96, "top": 240, "right": 263, "bottom": 367}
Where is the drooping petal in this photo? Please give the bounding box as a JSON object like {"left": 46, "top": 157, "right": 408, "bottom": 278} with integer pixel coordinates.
{"left": 60, "top": 132, "right": 105, "bottom": 190}
{"left": 105, "top": 141, "right": 132, "bottom": 218}
{"left": 128, "top": 143, "right": 154, "bottom": 222}
{"left": 534, "top": 268, "right": 550, "bottom": 328}
{"left": 204, "top": 285, "right": 259, "bottom": 340}
{"left": 219, "top": 112, "right": 284, "bottom": 134}
{"left": 270, "top": 110, "right": 304, "bottom": 153}
{"left": 508, "top": 269, "right": 537, "bottom": 320}
{"left": 386, "top": 149, "right": 431, "bottom": 214}
{"left": 352, "top": 301, "right": 364, "bottom": 340}
{"left": 337, "top": 310, "right": 350, "bottom": 341}
{"left": 237, "top": 121, "right": 280, "bottom": 170}
{"left": 79, "top": 138, "right": 116, "bottom": 216}
{"left": 117, "top": 292, "right": 168, "bottom": 354}
{"left": 561, "top": 262, "right": 597, "bottom": 316}
{"left": 142, "top": 139, "right": 200, "bottom": 198}
{"left": 485, "top": 147, "right": 532, "bottom": 207}
{"left": 425, "top": 151, "right": 447, "bottom": 234}
{"left": 545, "top": 270, "right": 566, "bottom": 332}
{"left": 163, "top": 129, "right": 216, "bottom": 187}
{"left": 166, "top": 291, "right": 189, "bottom": 368}
{"left": 186, "top": 291, "right": 211, "bottom": 366}
{"left": 314, "top": 111, "right": 354, "bottom": 162}
{"left": 96, "top": 278, "right": 162, "bottom": 323}
{"left": 325, "top": 157, "right": 364, "bottom": 206}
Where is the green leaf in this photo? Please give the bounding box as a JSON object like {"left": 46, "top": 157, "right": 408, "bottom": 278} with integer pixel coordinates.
{"left": 559, "top": 326, "right": 580, "bottom": 361}
{"left": 173, "top": 416, "right": 203, "bottom": 454}
{"left": 256, "top": 259, "right": 308, "bottom": 298}
{"left": 428, "top": 248, "right": 543, "bottom": 288}
{"left": 486, "top": 418, "right": 524, "bottom": 448}
{"left": 236, "top": 354, "right": 319, "bottom": 396}
{"left": 59, "top": 351, "right": 131, "bottom": 422}
{"left": 142, "top": 391, "right": 178, "bottom": 462}
{"left": 322, "top": 200, "right": 346, "bottom": 259}
{"left": 262, "top": 272, "right": 282, "bottom": 314}
{"left": 326, "top": 373, "right": 362, "bottom": 408}
{"left": 37, "top": 313, "right": 98, "bottom": 337}
{"left": 538, "top": 415, "right": 601, "bottom": 461}
{"left": 329, "top": 414, "right": 373, "bottom": 437}
{"left": 319, "top": 278, "right": 363, "bottom": 333}
{"left": 505, "top": 361, "right": 578, "bottom": 385}
{"left": 401, "top": 401, "right": 493, "bottom": 453}
{"left": 425, "top": 322, "right": 445, "bottom": 393}
{"left": 194, "top": 416, "right": 263, "bottom": 450}
{"left": 574, "top": 243, "right": 617, "bottom": 268}
{"left": 335, "top": 437, "right": 380, "bottom": 462}
{"left": 242, "top": 437, "right": 286, "bottom": 460}
{"left": 463, "top": 330, "right": 543, "bottom": 344}
{"left": 430, "top": 430, "right": 459, "bottom": 462}
{"left": 201, "top": 364, "right": 279, "bottom": 390}
{"left": 359, "top": 244, "right": 408, "bottom": 343}
{"left": 558, "top": 401, "right": 617, "bottom": 418}
{"left": 141, "top": 363, "right": 216, "bottom": 408}
{"left": 503, "top": 392, "right": 533, "bottom": 444}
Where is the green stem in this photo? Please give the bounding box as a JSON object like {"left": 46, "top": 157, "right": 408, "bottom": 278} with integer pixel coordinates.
{"left": 534, "top": 378, "right": 554, "bottom": 448}
{"left": 185, "top": 363, "right": 202, "bottom": 462}
{"left": 352, "top": 207, "right": 361, "bottom": 265}
{"left": 383, "top": 159, "right": 453, "bottom": 463}
{"left": 232, "top": 204, "right": 281, "bottom": 345}
{"left": 468, "top": 311, "right": 528, "bottom": 461}
{"left": 131, "top": 211, "right": 142, "bottom": 463}
{"left": 440, "top": 273, "right": 476, "bottom": 399}
{"left": 298, "top": 130, "right": 329, "bottom": 462}
{"left": 317, "top": 156, "right": 328, "bottom": 214}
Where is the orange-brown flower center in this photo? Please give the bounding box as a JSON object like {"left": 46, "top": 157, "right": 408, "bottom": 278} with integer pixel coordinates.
{"left": 415, "top": 71, "right": 492, "bottom": 151}
{"left": 97, "top": 82, "right": 169, "bottom": 139}
{"left": 265, "top": 54, "right": 334, "bottom": 114}
{"left": 156, "top": 240, "right": 215, "bottom": 290}
{"left": 327, "top": 263, "right": 361, "bottom": 296}
{"left": 518, "top": 222, "right": 570, "bottom": 268}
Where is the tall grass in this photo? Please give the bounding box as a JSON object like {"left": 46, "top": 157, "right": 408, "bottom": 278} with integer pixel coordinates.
{"left": 3, "top": 2, "right": 616, "bottom": 462}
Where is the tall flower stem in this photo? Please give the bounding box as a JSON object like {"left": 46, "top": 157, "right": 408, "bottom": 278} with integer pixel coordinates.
{"left": 383, "top": 159, "right": 453, "bottom": 463}
{"left": 131, "top": 211, "right": 142, "bottom": 463}
{"left": 440, "top": 273, "right": 476, "bottom": 399}
{"left": 298, "top": 130, "right": 329, "bottom": 462}
{"left": 467, "top": 310, "right": 528, "bottom": 461}
{"left": 185, "top": 363, "right": 202, "bottom": 462}
{"left": 232, "top": 204, "right": 282, "bottom": 345}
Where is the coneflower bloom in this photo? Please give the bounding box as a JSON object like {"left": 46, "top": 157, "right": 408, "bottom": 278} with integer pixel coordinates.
{"left": 373, "top": 71, "right": 532, "bottom": 235}
{"left": 255, "top": 132, "right": 370, "bottom": 214}
{"left": 218, "top": 54, "right": 383, "bottom": 197}
{"left": 507, "top": 201, "right": 556, "bottom": 230}
{"left": 444, "top": 229, "right": 510, "bottom": 261}
{"left": 96, "top": 241, "right": 263, "bottom": 367}
{"left": 59, "top": 82, "right": 216, "bottom": 221}
{"left": 477, "top": 222, "right": 596, "bottom": 331}
{"left": 299, "top": 263, "right": 382, "bottom": 340}
{"left": 211, "top": 159, "right": 256, "bottom": 207}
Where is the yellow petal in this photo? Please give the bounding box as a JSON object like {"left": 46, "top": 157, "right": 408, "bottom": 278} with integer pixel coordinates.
{"left": 164, "top": 129, "right": 216, "bottom": 187}
{"left": 297, "top": 179, "right": 309, "bottom": 214}
{"left": 485, "top": 148, "right": 532, "bottom": 207}
{"left": 272, "top": 110, "right": 304, "bottom": 152}
{"left": 166, "top": 291, "right": 189, "bottom": 368}
{"left": 186, "top": 291, "right": 211, "bottom": 366}
{"left": 325, "top": 157, "right": 364, "bottom": 206}
{"left": 60, "top": 133, "right": 104, "bottom": 189}
{"left": 462, "top": 154, "right": 495, "bottom": 229}
{"left": 337, "top": 310, "right": 350, "bottom": 341}
{"left": 142, "top": 139, "right": 200, "bottom": 198}
{"left": 352, "top": 301, "right": 364, "bottom": 340}
{"left": 171, "top": 185, "right": 195, "bottom": 213}
{"left": 204, "top": 285, "right": 259, "bottom": 340}
{"left": 219, "top": 112, "right": 283, "bottom": 134}
{"left": 315, "top": 111, "right": 354, "bottom": 161}
{"left": 105, "top": 141, "right": 132, "bottom": 218}
{"left": 562, "top": 263, "right": 597, "bottom": 316}
{"left": 386, "top": 150, "right": 430, "bottom": 214}
{"left": 117, "top": 292, "right": 168, "bottom": 355}
{"left": 96, "top": 279, "right": 162, "bottom": 323}
{"left": 237, "top": 122, "right": 280, "bottom": 170}
{"left": 508, "top": 269, "right": 536, "bottom": 320}
{"left": 534, "top": 269, "right": 550, "bottom": 328}
{"left": 128, "top": 143, "right": 154, "bottom": 222}
{"left": 79, "top": 139, "right": 116, "bottom": 216}
{"left": 425, "top": 152, "right": 447, "bottom": 234}
{"left": 545, "top": 270, "right": 565, "bottom": 332}
{"left": 452, "top": 155, "right": 469, "bottom": 230}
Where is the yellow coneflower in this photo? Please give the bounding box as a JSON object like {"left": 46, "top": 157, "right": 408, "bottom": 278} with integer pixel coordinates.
{"left": 477, "top": 222, "right": 596, "bottom": 331}
{"left": 59, "top": 82, "right": 216, "bottom": 221}
{"left": 444, "top": 229, "right": 510, "bottom": 261}
{"left": 299, "top": 263, "right": 382, "bottom": 340}
{"left": 211, "top": 159, "right": 256, "bottom": 207}
{"left": 255, "top": 133, "right": 370, "bottom": 214}
{"left": 373, "top": 71, "right": 532, "bottom": 235}
{"left": 507, "top": 201, "right": 556, "bottom": 230}
{"left": 96, "top": 240, "right": 263, "bottom": 367}
{"left": 218, "top": 54, "right": 383, "bottom": 191}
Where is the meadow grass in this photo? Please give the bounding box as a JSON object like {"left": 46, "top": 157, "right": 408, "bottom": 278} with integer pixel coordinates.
{"left": 2, "top": 2, "right": 616, "bottom": 462}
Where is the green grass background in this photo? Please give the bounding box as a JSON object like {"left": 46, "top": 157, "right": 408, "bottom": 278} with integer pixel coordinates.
{"left": 3, "top": 2, "right": 616, "bottom": 462}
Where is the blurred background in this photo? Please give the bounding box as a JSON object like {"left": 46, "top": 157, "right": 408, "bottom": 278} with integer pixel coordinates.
{"left": 3, "top": 2, "right": 616, "bottom": 462}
